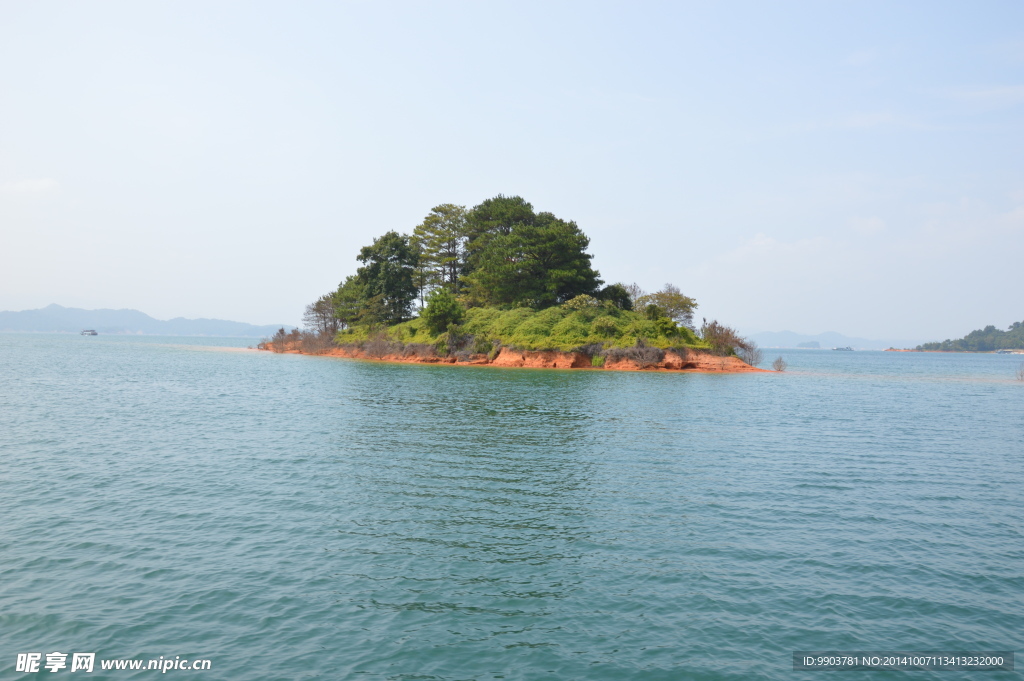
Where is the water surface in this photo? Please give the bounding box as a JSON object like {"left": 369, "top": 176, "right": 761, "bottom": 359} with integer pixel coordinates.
{"left": 1, "top": 335, "right": 1021, "bottom": 679}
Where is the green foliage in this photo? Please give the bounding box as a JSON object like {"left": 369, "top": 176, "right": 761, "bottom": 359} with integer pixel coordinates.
{"left": 619, "top": 318, "right": 660, "bottom": 346}
{"left": 339, "top": 304, "right": 712, "bottom": 353}
{"left": 312, "top": 195, "right": 610, "bottom": 344}
{"left": 562, "top": 294, "right": 599, "bottom": 310}
{"left": 409, "top": 239, "right": 431, "bottom": 311}
{"left": 591, "top": 354, "right": 606, "bottom": 367}
{"left": 421, "top": 288, "right": 465, "bottom": 335}
{"left": 479, "top": 306, "right": 534, "bottom": 339}
{"left": 333, "top": 275, "right": 366, "bottom": 329}
{"left": 465, "top": 195, "right": 536, "bottom": 250}
{"left": 461, "top": 305, "right": 502, "bottom": 332}
{"left": 433, "top": 323, "right": 470, "bottom": 357}
{"left": 547, "top": 314, "right": 593, "bottom": 347}
{"left": 356, "top": 231, "right": 419, "bottom": 324}
{"left": 639, "top": 284, "right": 698, "bottom": 328}
{"left": 597, "top": 283, "right": 633, "bottom": 310}
{"left": 446, "top": 322, "right": 467, "bottom": 344}
{"left": 592, "top": 315, "right": 619, "bottom": 337}
{"left": 511, "top": 306, "right": 566, "bottom": 346}
{"left": 917, "top": 321, "right": 1024, "bottom": 351}
{"left": 473, "top": 334, "right": 495, "bottom": 354}
{"left": 412, "top": 204, "right": 468, "bottom": 294}
{"left": 462, "top": 197, "right": 602, "bottom": 308}
{"left": 357, "top": 294, "right": 388, "bottom": 328}
{"left": 314, "top": 197, "right": 721, "bottom": 360}
{"left": 653, "top": 316, "right": 678, "bottom": 337}
{"left": 644, "top": 304, "right": 664, "bottom": 321}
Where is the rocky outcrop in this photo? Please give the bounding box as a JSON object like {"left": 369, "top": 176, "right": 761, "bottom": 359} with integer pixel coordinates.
{"left": 263, "top": 343, "right": 767, "bottom": 373}
{"left": 489, "top": 349, "right": 592, "bottom": 368}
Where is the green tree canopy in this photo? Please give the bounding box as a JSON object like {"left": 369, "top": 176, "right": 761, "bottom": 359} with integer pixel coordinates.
{"left": 597, "top": 283, "right": 634, "bottom": 310}
{"left": 356, "top": 231, "right": 419, "bottom": 324}
{"left": 467, "top": 194, "right": 536, "bottom": 238}
{"left": 464, "top": 195, "right": 537, "bottom": 275}
{"left": 917, "top": 320, "right": 1024, "bottom": 351}
{"left": 412, "top": 203, "right": 468, "bottom": 294}
{"left": 639, "top": 284, "right": 698, "bottom": 328}
{"left": 315, "top": 196, "right": 612, "bottom": 338}
{"left": 421, "top": 288, "right": 465, "bottom": 335}
{"left": 333, "top": 275, "right": 366, "bottom": 329}
{"left": 463, "top": 204, "right": 602, "bottom": 308}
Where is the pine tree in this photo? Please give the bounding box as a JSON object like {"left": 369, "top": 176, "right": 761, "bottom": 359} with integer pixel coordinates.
{"left": 412, "top": 204, "right": 468, "bottom": 295}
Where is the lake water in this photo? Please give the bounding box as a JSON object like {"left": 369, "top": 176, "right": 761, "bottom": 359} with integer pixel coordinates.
{"left": 1, "top": 334, "right": 1021, "bottom": 680}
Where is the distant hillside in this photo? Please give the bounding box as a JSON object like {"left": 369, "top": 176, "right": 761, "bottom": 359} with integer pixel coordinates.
{"left": 917, "top": 321, "right": 1024, "bottom": 352}
{"left": 0, "top": 304, "right": 292, "bottom": 337}
{"left": 749, "top": 330, "right": 924, "bottom": 351}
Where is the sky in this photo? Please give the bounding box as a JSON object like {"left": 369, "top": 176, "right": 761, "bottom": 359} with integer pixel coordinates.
{"left": 1, "top": 1, "right": 1021, "bottom": 341}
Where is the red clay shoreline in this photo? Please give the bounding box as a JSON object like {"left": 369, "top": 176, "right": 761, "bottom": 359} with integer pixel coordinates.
{"left": 263, "top": 343, "right": 768, "bottom": 373}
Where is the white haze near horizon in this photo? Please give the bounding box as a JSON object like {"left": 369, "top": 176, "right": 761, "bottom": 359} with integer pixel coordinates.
{"left": 1, "top": 1, "right": 1021, "bottom": 342}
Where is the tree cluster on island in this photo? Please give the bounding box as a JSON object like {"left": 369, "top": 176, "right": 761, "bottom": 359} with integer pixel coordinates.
{"left": 294, "top": 195, "right": 761, "bottom": 364}
{"left": 916, "top": 321, "right": 1024, "bottom": 352}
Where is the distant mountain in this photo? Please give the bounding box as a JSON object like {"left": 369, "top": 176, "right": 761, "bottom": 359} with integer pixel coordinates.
{"left": 748, "top": 330, "right": 924, "bottom": 351}
{"left": 0, "top": 304, "right": 293, "bottom": 338}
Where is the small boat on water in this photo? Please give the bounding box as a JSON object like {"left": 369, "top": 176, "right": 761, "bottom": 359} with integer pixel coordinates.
{"left": 81, "top": 329, "right": 98, "bottom": 336}
{"left": 833, "top": 346, "right": 853, "bottom": 351}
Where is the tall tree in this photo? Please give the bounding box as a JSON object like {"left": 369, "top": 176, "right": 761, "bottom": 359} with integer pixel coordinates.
{"left": 408, "top": 238, "right": 432, "bottom": 311}
{"left": 412, "top": 204, "right": 468, "bottom": 294}
{"left": 355, "top": 231, "right": 419, "bottom": 324}
{"left": 640, "top": 284, "right": 698, "bottom": 328}
{"left": 597, "top": 283, "right": 634, "bottom": 310}
{"left": 332, "top": 275, "right": 366, "bottom": 330}
{"left": 622, "top": 283, "right": 646, "bottom": 310}
{"left": 464, "top": 211, "right": 602, "bottom": 308}
{"left": 421, "top": 288, "right": 465, "bottom": 334}
{"left": 303, "top": 293, "right": 340, "bottom": 336}
{"left": 464, "top": 195, "right": 537, "bottom": 276}
{"left": 466, "top": 194, "right": 536, "bottom": 237}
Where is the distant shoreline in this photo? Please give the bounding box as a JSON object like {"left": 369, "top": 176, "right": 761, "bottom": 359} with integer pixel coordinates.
{"left": 885, "top": 348, "right": 1024, "bottom": 354}
{"left": 0, "top": 304, "right": 292, "bottom": 338}
{"left": 0, "top": 330, "right": 273, "bottom": 339}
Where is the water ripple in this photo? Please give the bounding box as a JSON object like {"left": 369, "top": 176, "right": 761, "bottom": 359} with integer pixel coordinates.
{"left": 0, "top": 336, "right": 1021, "bottom": 680}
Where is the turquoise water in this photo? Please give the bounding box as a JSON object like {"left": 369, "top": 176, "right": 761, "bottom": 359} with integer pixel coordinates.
{"left": 1, "top": 334, "right": 1021, "bottom": 680}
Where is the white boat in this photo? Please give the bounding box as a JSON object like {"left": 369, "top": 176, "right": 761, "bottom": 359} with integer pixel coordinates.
{"left": 81, "top": 329, "right": 98, "bottom": 336}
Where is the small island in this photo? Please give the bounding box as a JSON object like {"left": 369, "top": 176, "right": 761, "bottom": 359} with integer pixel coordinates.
{"left": 263, "top": 195, "right": 768, "bottom": 373}
{"left": 913, "top": 321, "right": 1024, "bottom": 353}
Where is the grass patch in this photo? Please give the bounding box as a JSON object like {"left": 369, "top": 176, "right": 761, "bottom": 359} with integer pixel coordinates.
{"left": 336, "top": 304, "right": 711, "bottom": 354}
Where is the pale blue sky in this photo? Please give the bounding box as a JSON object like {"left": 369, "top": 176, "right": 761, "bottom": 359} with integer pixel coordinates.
{"left": 1, "top": 1, "right": 1021, "bottom": 341}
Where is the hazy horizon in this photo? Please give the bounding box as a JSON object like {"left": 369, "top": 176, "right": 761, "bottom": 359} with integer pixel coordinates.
{"left": 0, "top": 301, "right": 947, "bottom": 348}
{"left": 2, "top": 2, "right": 1021, "bottom": 338}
